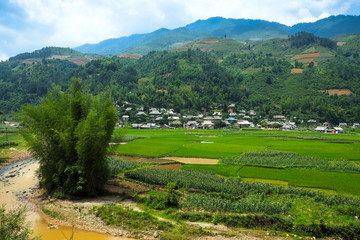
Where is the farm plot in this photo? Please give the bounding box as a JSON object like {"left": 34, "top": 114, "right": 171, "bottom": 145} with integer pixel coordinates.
{"left": 113, "top": 129, "right": 360, "bottom": 160}
{"left": 161, "top": 157, "right": 219, "bottom": 165}
{"left": 238, "top": 166, "right": 360, "bottom": 196}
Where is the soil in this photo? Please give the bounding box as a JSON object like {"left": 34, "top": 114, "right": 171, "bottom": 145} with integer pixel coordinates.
{"left": 161, "top": 156, "right": 219, "bottom": 165}
{"left": 291, "top": 68, "right": 304, "bottom": 74}
{"left": 319, "top": 89, "right": 353, "bottom": 96}
{"left": 151, "top": 163, "right": 183, "bottom": 170}
{"left": 292, "top": 52, "right": 320, "bottom": 60}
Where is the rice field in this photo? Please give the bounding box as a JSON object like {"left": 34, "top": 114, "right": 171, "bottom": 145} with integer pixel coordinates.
{"left": 238, "top": 166, "right": 360, "bottom": 196}
{"left": 113, "top": 129, "right": 360, "bottom": 160}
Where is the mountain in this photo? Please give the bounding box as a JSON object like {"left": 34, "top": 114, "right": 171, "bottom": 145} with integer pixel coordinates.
{"left": 291, "top": 15, "right": 360, "bottom": 38}
{"left": 74, "top": 15, "right": 360, "bottom": 56}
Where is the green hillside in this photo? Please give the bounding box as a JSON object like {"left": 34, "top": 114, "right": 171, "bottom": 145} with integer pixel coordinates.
{"left": 1, "top": 33, "right": 360, "bottom": 125}
{"left": 9, "top": 47, "right": 103, "bottom": 66}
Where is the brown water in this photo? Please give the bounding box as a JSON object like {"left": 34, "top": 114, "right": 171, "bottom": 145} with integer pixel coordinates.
{"left": 0, "top": 159, "right": 129, "bottom": 240}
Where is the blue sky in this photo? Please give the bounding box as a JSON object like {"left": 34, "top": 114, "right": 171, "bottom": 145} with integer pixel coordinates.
{"left": 0, "top": 0, "right": 359, "bottom": 60}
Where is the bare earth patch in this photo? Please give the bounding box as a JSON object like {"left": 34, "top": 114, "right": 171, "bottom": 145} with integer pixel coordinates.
{"left": 292, "top": 52, "right": 320, "bottom": 60}
{"left": 118, "top": 54, "right": 142, "bottom": 60}
{"left": 161, "top": 157, "right": 219, "bottom": 165}
{"left": 290, "top": 68, "right": 303, "bottom": 74}
{"left": 151, "top": 163, "right": 183, "bottom": 170}
{"left": 319, "top": 89, "right": 353, "bottom": 96}
{"left": 200, "top": 40, "right": 219, "bottom": 44}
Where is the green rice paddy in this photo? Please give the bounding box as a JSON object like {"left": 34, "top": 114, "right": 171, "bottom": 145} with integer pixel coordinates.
{"left": 114, "top": 128, "right": 360, "bottom": 196}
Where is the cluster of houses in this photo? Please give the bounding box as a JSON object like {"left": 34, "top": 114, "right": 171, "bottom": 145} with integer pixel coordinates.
{"left": 314, "top": 122, "right": 360, "bottom": 134}
{"left": 118, "top": 103, "right": 298, "bottom": 130}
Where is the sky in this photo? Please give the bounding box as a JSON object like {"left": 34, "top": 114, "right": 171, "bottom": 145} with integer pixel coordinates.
{"left": 0, "top": 0, "right": 360, "bottom": 60}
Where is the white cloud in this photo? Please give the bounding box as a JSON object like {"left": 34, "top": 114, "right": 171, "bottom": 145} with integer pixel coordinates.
{"left": 0, "top": 0, "right": 358, "bottom": 58}
{"left": 0, "top": 52, "right": 9, "bottom": 61}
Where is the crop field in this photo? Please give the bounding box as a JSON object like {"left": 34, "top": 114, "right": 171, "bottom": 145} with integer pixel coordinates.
{"left": 113, "top": 129, "right": 360, "bottom": 160}
{"left": 292, "top": 52, "right": 320, "bottom": 60}
{"left": 114, "top": 129, "right": 360, "bottom": 198}
{"left": 237, "top": 166, "right": 360, "bottom": 196}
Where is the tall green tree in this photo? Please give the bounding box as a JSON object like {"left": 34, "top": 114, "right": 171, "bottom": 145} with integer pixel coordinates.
{"left": 19, "top": 78, "right": 117, "bottom": 196}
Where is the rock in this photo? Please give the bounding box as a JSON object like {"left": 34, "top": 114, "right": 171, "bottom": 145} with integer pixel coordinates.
{"left": 153, "top": 231, "right": 159, "bottom": 238}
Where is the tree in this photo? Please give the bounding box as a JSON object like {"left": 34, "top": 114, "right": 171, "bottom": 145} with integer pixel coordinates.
{"left": 19, "top": 78, "right": 117, "bottom": 196}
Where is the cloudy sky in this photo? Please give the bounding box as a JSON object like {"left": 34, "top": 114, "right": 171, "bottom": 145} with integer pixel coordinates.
{"left": 1, "top": 0, "right": 359, "bottom": 60}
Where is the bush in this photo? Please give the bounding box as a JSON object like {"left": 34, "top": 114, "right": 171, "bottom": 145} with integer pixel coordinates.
{"left": 0, "top": 206, "right": 33, "bottom": 240}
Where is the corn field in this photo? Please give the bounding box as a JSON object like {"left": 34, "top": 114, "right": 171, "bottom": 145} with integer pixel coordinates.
{"left": 124, "top": 168, "right": 360, "bottom": 207}
{"left": 107, "top": 158, "right": 146, "bottom": 176}
{"left": 221, "top": 151, "right": 360, "bottom": 173}
{"left": 182, "top": 193, "right": 290, "bottom": 214}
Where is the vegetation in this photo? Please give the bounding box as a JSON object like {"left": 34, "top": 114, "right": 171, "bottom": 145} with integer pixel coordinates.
{"left": 2, "top": 32, "right": 360, "bottom": 125}
{"left": 18, "top": 78, "right": 117, "bottom": 196}
{"left": 0, "top": 206, "right": 34, "bottom": 240}
{"left": 122, "top": 165, "right": 360, "bottom": 239}
{"left": 222, "top": 151, "right": 360, "bottom": 173}
{"left": 107, "top": 158, "right": 147, "bottom": 176}
{"left": 113, "top": 129, "right": 360, "bottom": 160}
{"left": 95, "top": 204, "right": 173, "bottom": 232}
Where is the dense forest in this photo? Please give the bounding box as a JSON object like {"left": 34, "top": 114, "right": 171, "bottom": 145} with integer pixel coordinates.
{"left": 1, "top": 32, "right": 360, "bottom": 125}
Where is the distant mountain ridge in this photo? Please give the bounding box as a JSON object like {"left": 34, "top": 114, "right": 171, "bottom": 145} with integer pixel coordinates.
{"left": 74, "top": 15, "right": 360, "bottom": 56}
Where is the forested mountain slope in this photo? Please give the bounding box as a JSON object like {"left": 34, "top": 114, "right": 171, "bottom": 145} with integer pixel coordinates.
{"left": 74, "top": 15, "right": 360, "bottom": 56}
{"left": 1, "top": 33, "right": 360, "bottom": 125}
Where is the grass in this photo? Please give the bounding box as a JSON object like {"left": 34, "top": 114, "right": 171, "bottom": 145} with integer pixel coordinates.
{"left": 94, "top": 204, "right": 173, "bottom": 232}
{"left": 0, "top": 131, "right": 27, "bottom": 166}
{"left": 181, "top": 164, "right": 241, "bottom": 177}
{"left": 42, "top": 208, "right": 66, "bottom": 220}
{"left": 238, "top": 166, "right": 360, "bottom": 196}
{"left": 242, "top": 178, "right": 288, "bottom": 187}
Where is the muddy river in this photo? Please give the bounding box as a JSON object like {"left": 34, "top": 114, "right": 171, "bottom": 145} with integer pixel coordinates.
{"left": 0, "top": 159, "right": 128, "bottom": 240}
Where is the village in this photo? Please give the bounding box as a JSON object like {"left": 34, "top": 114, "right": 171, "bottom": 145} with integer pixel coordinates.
{"left": 117, "top": 102, "right": 360, "bottom": 133}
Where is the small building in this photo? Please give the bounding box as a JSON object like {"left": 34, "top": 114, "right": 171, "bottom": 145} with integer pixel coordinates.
{"left": 273, "top": 115, "right": 286, "bottom": 121}
{"left": 202, "top": 120, "right": 215, "bottom": 129}
{"left": 333, "top": 127, "right": 344, "bottom": 133}
{"left": 353, "top": 123, "right": 360, "bottom": 128}
{"left": 238, "top": 120, "right": 252, "bottom": 128}
{"left": 314, "top": 126, "right": 327, "bottom": 133}
{"left": 168, "top": 116, "right": 180, "bottom": 120}
{"left": 225, "top": 117, "right": 237, "bottom": 124}
{"left": 228, "top": 104, "right": 236, "bottom": 113}
{"left": 170, "top": 120, "right": 182, "bottom": 127}
{"left": 307, "top": 119, "right": 317, "bottom": 124}
{"left": 149, "top": 109, "right": 161, "bottom": 116}
{"left": 185, "top": 121, "right": 199, "bottom": 129}
{"left": 339, "top": 123, "right": 348, "bottom": 128}
{"left": 122, "top": 115, "right": 129, "bottom": 122}
{"left": 135, "top": 111, "right": 147, "bottom": 116}
{"left": 131, "top": 123, "right": 142, "bottom": 129}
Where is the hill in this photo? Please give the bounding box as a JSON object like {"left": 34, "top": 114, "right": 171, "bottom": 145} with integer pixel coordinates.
{"left": 9, "top": 47, "right": 103, "bottom": 66}
{"left": 1, "top": 33, "right": 360, "bottom": 125}
{"left": 74, "top": 15, "right": 360, "bottom": 56}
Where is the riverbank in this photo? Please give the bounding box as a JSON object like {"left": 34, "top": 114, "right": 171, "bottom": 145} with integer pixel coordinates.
{"left": 0, "top": 154, "right": 289, "bottom": 239}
